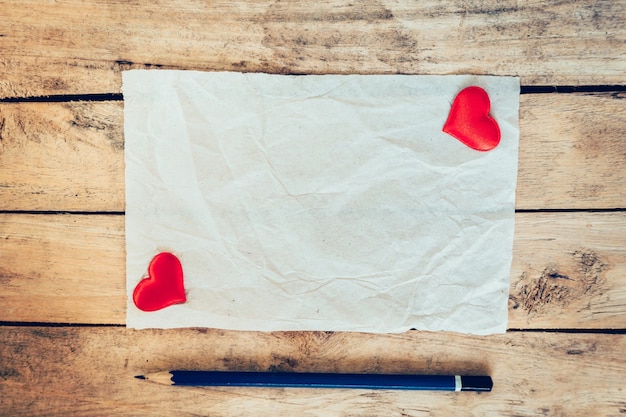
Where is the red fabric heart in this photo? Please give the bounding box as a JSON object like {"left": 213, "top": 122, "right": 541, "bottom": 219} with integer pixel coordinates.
{"left": 133, "top": 252, "right": 186, "bottom": 312}
{"left": 443, "top": 86, "right": 501, "bottom": 152}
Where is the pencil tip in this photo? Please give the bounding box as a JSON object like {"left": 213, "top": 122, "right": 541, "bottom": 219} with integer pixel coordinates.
{"left": 134, "top": 375, "right": 146, "bottom": 380}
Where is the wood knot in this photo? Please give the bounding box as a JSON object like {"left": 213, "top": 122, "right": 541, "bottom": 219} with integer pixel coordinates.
{"left": 513, "top": 249, "right": 608, "bottom": 315}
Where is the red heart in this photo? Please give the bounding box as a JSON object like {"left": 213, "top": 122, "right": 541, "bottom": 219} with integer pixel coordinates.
{"left": 133, "top": 252, "right": 186, "bottom": 312}
{"left": 442, "top": 86, "right": 501, "bottom": 151}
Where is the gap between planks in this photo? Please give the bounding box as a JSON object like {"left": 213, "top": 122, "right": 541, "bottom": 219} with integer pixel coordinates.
{"left": 1, "top": 85, "right": 626, "bottom": 103}
{"left": 1, "top": 322, "right": 626, "bottom": 335}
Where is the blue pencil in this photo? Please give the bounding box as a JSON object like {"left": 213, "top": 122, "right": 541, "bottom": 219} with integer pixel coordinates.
{"left": 135, "top": 371, "right": 492, "bottom": 392}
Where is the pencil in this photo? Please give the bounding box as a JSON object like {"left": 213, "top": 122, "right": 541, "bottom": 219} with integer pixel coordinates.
{"left": 135, "top": 371, "right": 492, "bottom": 392}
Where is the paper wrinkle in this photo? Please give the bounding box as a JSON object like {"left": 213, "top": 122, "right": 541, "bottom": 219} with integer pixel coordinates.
{"left": 123, "top": 71, "right": 519, "bottom": 334}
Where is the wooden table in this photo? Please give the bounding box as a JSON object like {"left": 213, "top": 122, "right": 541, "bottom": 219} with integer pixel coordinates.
{"left": 1, "top": 1, "right": 625, "bottom": 415}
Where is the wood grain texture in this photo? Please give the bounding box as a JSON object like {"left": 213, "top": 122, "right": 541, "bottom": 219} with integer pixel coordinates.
{"left": 1, "top": 92, "right": 625, "bottom": 212}
{"left": 0, "top": 326, "right": 624, "bottom": 416}
{"left": 0, "top": 214, "right": 126, "bottom": 324}
{"left": 0, "top": 102, "right": 125, "bottom": 211}
{"left": 509, "top": 212, "right": 626, "bottom": 329}
{"left": 1, "top": 212, "right": 624, "bottom": 328}
{"left": 1, "top": 1, "right": 625, "bottom": 415}
{"left": 1, "top": 0, "right": 625, "bottom": 98}
{"left": 517, "top": 92, "right": 626, "bottom": 210}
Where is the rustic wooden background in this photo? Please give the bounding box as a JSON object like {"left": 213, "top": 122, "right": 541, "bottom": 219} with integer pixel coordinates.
{"left": 1, "top": 1, "right": 625, "bottom": 415}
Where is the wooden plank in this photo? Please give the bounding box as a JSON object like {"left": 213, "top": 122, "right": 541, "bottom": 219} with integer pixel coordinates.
{"left": 0, "top": 102, "right": 125, "bottom": 212}
{"left": 1, "top": 0, "right": 624, "bottom": 98}
{"left": 517, "top": 92, "right": 626, "bottom": 210}
{"left": 509, "top": 212, "right": 626, "bottom": 329}
{"left": 0, "top": 214, "right": 126, "bottom": 324}
{"left": 0, "top": 326, "right": 624, "bottom": 416}
{"left": 1, "top": 93, "right": 625, "bottom": 212}
{"left": 1, "top": 212, "right": 624, "bottom": 328}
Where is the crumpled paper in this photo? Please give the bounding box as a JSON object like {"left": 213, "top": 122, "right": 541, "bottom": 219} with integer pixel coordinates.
{"left": 123, "top": 70, "right": 519, "bottom": 334}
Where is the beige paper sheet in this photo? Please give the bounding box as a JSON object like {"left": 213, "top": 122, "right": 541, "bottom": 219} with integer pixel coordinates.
{"left": 123, "top": 71, "right": 519, "bottom": 334}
